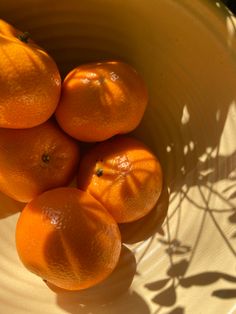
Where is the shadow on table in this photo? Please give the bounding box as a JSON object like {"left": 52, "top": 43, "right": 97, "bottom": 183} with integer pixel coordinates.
{"left": 45, "top": 245, "right": 150, "bottom": 314}
{"left": 119, "top": 184, "right": 169, "bottom": 244}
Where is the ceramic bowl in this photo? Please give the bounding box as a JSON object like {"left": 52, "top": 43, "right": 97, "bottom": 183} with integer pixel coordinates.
{"left": 0, "top": 1, "right": 236, "bottom": 313}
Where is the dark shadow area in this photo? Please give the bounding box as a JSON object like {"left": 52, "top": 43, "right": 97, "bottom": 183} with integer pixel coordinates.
{"left": 222, "top": 0, "right": 236, "bottom": 14}
{"left": 163, "top": 307, "right": 185, "bottom": 314}
{"left": 0, "top": 191, "right": 24, "bottom": 219}
{"left": 46, "top": 245, "right": 136, "bottom": 301}
{"left": 167, "top": 259, "right": 189, "bottom": 278}
{"left": 43, "top": 245, "right": 149, "bottom": 314}
{"left": 231, "top": 232, "right": 236, "bottom": 239}
{"left": 152, "top": 284, "right": 177, "bottom": 307}
{"left": 146, "top": 268, "right": 236, "bottom": 307}
{"left": 212, "top": 289, "right": 236, "bottom": 299}
{"left": 119, "top": 184, "right": 169, "bottom": 244}
{"left": 179, "top": 272, "right": 236, "bottom": 287}
{"left": 56, "top": 290, "right": 150, "bottom": 314}
{"left": 228, "top": 211, "right": 236, "bottom": 223}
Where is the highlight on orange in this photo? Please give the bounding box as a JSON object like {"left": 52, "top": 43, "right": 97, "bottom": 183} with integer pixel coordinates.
{"left": 55, "top": 61, "right": 148, "bottom": 142}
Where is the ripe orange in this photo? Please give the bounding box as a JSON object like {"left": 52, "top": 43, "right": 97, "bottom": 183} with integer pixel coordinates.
{"left": 77, "top": 136, "right": 163, "bottom": 223}
{"left": 0, "top": 19, "right": 61, "bottom": 128}
{"left": 0, "top": 120, "right": 80, "bottom": 202}
{"left": 16, "top": 187, "right": 121, "bottom": 291}
{"left": 55, "top": 61, "right": 148, "bottom": 142}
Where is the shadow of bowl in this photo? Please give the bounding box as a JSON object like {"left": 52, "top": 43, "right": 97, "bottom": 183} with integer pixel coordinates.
{"left": 119, "top": 184, "right": 169, "bottom": 244}
{"left": 44, "top": 245, "right": 136, "bottom": 306}
{"left": 0, "top": 190, "right": 25, "bottom": 219}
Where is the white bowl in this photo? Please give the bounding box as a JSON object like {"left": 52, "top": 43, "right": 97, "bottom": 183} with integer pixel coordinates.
{"left": 0, "top": 0, "right": 235, "bottom": 313}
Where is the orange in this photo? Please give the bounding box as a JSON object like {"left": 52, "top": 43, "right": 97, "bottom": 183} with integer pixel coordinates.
{"left": 0, "top": 120, "right": 79, "bottom": 202}
{"left": 16, "top": 187, "right": 121, "bottom": 291}
{"left": 77, "top": 136, "right": 163, "bottom": 223}
{"left": 0, "top": 19, "right": 61, "bottom": 128}
{"left": 55, "top": 61, "right": 148, "bottom": 142}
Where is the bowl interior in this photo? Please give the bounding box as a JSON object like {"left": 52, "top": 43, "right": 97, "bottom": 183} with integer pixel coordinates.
{"left": 0, "top": 0, "right": 236, "bottom": 313}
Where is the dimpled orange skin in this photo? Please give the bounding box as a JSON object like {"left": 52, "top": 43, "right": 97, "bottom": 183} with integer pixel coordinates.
{"left": 16, "top": 188, "right": 121, "bottom": 291}
{"left": 55, "top": 61, "right": 148, "bottom": 142}
{"left": 0, "top": 19, "right": 61, "bottom": 128}
{"left": 0, "top": 120, "right": 80, "bottom": 202}
{"left": 77, "top": 136, "right": 163, "bottom": 223}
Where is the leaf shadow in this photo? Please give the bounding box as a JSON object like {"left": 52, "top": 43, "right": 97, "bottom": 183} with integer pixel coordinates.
{"left": 163, "top": 307, "right": 185, "bottom": 314}
{"left": 231, "top": 231, "right": 236, "bottom": 238}
{"left": 228, "top": 211, "right": 236, "bottom": 223}
{"left": 167, "top": 259, "right": 189, "bottom": 278}
{"left": 212, "top": 289, "right": 236, "bottom": 299}
{"left": 145, "top": 278, "right": 169, "bottom": 291}
{"left": 152, "top": 284, "right": 177, "bottom": 307}
{"left": 179, "top": 272, "right": 236, "bottom": 288}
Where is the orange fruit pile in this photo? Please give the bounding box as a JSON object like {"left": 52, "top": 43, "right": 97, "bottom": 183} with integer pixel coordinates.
{"left": 0, "top": 19, "right": 164, "bottom": 291}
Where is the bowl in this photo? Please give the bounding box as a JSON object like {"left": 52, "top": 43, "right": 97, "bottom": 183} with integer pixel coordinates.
{"left": 0, "top": 0, "right": 236, "bottom": 313}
